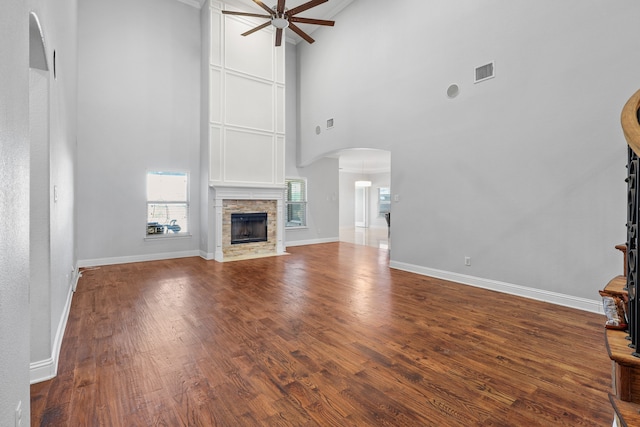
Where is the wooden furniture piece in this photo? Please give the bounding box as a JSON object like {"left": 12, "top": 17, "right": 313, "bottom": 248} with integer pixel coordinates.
{"left": 603, "top": 271, "right": 640, "bottom": 425}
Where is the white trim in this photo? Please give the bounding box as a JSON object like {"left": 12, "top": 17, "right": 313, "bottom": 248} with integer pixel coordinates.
{"left": 285, "top": 237, "right": 339, "bottom": 247}
{"left": 389, "top": 260, "right": 603, "bottom": 314}
{"left": 78, "top": 250, "right": 200, "bottom": 268}
{"left": 200, "top": 250, "right": 215, "bottom": 260}
{"left": 30, "top": 272, "right": 77, "bottom": 384}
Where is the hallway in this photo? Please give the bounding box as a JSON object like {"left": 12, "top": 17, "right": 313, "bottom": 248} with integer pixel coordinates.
{"left": 339, "top": 226, "right": 389, "bottom": 250}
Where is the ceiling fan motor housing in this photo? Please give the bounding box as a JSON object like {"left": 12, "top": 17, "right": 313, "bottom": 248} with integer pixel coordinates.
{"left": 272, "top": 10, "right": 289, "bottom": 29}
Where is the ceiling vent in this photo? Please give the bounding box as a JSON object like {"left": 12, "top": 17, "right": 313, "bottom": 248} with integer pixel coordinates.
{"left": 474, "top": 61, "right": 495, "bottom": 83}
{"left": 327, "top": 118, "right": 334, "bottom": 129}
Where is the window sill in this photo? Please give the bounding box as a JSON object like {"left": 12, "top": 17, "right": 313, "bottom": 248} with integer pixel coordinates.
{"left": 144, "top": 233, "right": 192, "bottom": 241}
{"left": 286, "top": 226, "right": 308, "bottom": 230}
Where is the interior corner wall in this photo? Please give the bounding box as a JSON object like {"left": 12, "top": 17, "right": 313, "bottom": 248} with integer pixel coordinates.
{"left": 297, "top": 0, "right": 640, "bottom": 302}
{"left": 285, "top": 42, "right": 339, "bottom": 245}
{"left": 0, "top": 0, "right": 31, "bottom": 424}
{"left": 77, "top": 0, "right": 201, "bottom": 265}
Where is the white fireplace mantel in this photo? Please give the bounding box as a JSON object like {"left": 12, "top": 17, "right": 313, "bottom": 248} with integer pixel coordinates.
{"left": 211, "top": 185, "right": 286, "bottom": 262}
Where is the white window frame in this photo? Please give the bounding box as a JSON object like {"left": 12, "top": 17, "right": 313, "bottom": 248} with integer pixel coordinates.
{"left": 145, "top": 170, "right": 190, "bottom": 239}
{"left": 285, "top": 177, "right": 308, "bottom": 229}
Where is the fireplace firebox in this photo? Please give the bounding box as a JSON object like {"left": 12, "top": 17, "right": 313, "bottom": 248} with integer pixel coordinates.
{"left": 231, "top": 212, "right": 268, "bottom": 244}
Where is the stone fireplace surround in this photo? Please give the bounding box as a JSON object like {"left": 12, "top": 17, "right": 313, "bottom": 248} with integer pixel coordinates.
{"left": 212, "top": 186, "right": 286, "bottom": 262}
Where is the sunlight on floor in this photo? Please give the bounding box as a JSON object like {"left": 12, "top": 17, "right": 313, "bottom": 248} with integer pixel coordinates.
{"left": 339, "top": 226, "right": 389, "bottom": 250}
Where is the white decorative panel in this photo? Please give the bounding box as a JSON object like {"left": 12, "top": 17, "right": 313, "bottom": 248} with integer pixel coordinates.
{"left": 276, "top": 85, "right": 285, "bottom": 134}
{"left": 224, "top": 129, "right": 274, "bottom": 184}
{"left": 226, "top": 74, "right": 273, "bottom": 131}
{"left": 210, "top": 68, "right": 222, "bottom": 124}
{"left": 224, "top": 17, "right": 273, "bottom": 80}
{"left": 209, "top": 125, "right": 222, "bottom": 182}
{"left": 275, "top": 135, "right": 285, "bottom": 184}
{"left": 275, "top": 44, "right": 285, "bottom": 84}
{"left": 210, "top": 8, "right": 221, "bottom": 66}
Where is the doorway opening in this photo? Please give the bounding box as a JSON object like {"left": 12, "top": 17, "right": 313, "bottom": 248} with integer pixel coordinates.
{"left": 337, "top": 149, "right": 391, "bottom": 249}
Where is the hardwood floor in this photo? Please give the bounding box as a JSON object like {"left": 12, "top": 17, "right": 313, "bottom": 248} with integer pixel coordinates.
{"left": 31, "top": 243, "right": 612, "bottom": 426}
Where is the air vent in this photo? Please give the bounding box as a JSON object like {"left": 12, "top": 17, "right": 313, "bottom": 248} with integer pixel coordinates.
{"left": 474, "top": 61, "right": 494, "bottom": 83}
{"left": 327, "top": 118, "right": 334, "bottom": 129}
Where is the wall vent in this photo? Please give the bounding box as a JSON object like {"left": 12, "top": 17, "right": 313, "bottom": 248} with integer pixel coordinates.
{"left": 474, "top": 61, "right": 494, "bottom": 83}
{"left": 327, "top": 118, "right": 334, "bottom": 129}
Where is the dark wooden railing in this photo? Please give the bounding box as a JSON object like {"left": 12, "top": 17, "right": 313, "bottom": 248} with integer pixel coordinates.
{"left": 623, "top": 89, "right": 640, "bottom": 355}
{"left": 604, "top": 89, "right": 640, "bottom": 426}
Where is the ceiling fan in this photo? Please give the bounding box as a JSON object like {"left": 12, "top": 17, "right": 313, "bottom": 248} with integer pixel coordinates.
{"left": 222, "top": 0, "right": 335, "bottom": 46}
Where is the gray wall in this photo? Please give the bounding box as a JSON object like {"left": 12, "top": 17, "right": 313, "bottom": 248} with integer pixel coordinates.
{"left": 285, "top": 42, "right": 339, "bottom": 245}
{"left": 28, "top": 0, "right": 79, "bottom": 379}
{"left": 297, "top": 0, "right": 640, "bottom": 301}
{"left": 77, "top": 0, "right": 201, "bottom": 264}
{"left": 1, "top": 1, "right": 31, "bottom": 424}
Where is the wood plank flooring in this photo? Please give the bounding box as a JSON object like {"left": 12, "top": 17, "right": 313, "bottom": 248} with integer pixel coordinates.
{"left": 31, "top": 242, "right": 612, "bottom": 426}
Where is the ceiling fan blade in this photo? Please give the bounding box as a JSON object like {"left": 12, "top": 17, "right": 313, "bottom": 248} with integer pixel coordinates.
{"left": 290, "top": 17, "right": 335, "bottom": 26}
{"left": 277, "top": 0, "right": 285, "bottom": 14}
{"left": 252, "top": 0, "right": 275, "bottom": 15}
{"left": 288, "top": 22, "right": 315, "bottom": 44}
{"left": 241, "top": 21, "right": 272, "bottom": 37}
{"left": 222, "top": 11, "right": 271, "bottom": 19}
{"left": 275, "top": 28, "right": 283, "bottom": 46}
{"left": 288, "top": 0, "right": 328, "bottom": 17}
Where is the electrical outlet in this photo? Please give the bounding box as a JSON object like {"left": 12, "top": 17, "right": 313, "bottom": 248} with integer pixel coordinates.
{"left": 15, "top": 400, "right": 22, "bottom": 427}
{"left": 464, "top": 257, "right": 471, "bottom": 266}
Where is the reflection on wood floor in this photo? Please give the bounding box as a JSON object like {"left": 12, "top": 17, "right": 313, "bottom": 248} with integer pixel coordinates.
{"left": 339, "top": 226, "right": 389, "bottom": 249}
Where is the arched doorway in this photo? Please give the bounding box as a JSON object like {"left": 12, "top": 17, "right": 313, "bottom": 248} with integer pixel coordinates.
{"left": 29, "top": 11, "right": 54, "bottom": 380}
{"left": 337, "top": 149, "right": 391, "bottom": 249}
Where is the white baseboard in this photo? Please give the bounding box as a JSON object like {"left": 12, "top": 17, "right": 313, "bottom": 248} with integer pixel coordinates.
{"left": 389, "top": 260, "right": 603, "bottom": 314}
{"left": 78, "top": 250, "right": 201, "bottom": 268}
{"left": 285, "top": 237, "right": 339, "bottom": 247}
{"left": 199, "top": 250, "right": 214, "bottom": 260}
{"left": 30, "top": 268, "right": 79, "bottom": 384}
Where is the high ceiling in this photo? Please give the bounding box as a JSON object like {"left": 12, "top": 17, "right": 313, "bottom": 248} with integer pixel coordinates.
{"left": 188, "top": 0, "right": 355, "bottom": 44}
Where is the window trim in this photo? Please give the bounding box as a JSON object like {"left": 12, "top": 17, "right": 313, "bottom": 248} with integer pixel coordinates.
{"left": 285, "top": 177, "right": 308, "bottom": 229}
{"left": 145, "top": 170, "right": 191, "bottom": 239}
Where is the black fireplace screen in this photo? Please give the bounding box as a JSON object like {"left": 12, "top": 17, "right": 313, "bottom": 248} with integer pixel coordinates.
{"left": 231, "top": 213, "right": 268, "bottom": 244}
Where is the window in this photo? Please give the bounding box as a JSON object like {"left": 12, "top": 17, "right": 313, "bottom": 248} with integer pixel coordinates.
{"left": 378, "top": 187, "right": 391, "bottom": 216}
{"left": 146, "top": 171, "right": 189, "bottom": 236}
{"left": 285, "top": 178, "right": 307, "bottom": 228}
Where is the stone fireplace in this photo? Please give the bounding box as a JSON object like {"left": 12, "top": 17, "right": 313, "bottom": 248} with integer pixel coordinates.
{"left": 212, "top": 186, "right": 285, "bottom": 262}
